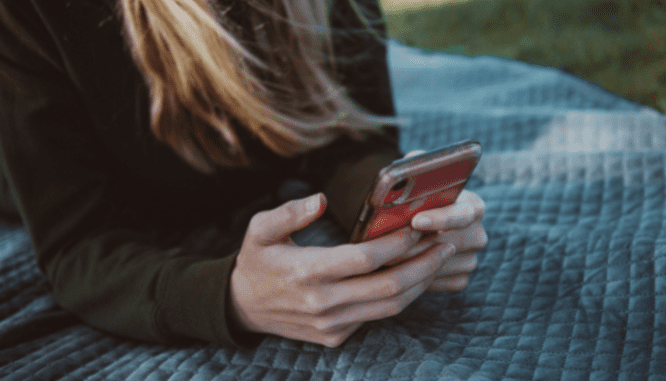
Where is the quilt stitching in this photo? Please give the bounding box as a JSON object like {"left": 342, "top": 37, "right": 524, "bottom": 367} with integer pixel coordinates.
{"left": 2, "top": 41, "right": 666, "bottom": 380}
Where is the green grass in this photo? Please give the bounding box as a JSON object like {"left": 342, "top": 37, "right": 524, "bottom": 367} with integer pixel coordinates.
{"left": 382, "top": 0, "right": 666, "bottom": 112}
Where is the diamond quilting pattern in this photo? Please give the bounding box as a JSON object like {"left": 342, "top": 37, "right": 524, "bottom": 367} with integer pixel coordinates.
{"left": 1, "top": 42, "right": 666, "bottom": 380}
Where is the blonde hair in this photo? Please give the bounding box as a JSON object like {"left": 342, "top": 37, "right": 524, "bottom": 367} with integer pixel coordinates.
{"left": 120, "top": 0, "right": 393, "bottom": 171}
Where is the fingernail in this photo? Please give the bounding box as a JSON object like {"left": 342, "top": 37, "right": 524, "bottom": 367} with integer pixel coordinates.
{"left": 306, "top": 194, "right": 320, "bottom": 214}
{"left": 441, "top": 243, "right": 455, "bottom": 259}
{"left": 413, "top": 216, "right": 432, "bottom": 229}
{"left": 410, "top": 230, "right": 422, "bottom": 241}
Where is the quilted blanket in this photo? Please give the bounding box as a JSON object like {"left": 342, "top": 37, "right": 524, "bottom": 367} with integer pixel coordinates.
{"left": 1, "top": 41, "right": 665, "bottom": 380}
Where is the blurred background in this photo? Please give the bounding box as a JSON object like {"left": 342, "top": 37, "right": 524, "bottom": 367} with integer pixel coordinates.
{"left": 380, "top": 0, "right": 666, "bottom": 113}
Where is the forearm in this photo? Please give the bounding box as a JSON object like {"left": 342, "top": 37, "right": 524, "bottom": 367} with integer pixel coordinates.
{"left": 45, "top": 226, "right": 261, "bottom": 347}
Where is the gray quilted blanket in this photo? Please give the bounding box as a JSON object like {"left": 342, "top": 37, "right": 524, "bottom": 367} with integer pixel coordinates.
{"left": 1, "top": 41, "right": 665, "bottom": 380}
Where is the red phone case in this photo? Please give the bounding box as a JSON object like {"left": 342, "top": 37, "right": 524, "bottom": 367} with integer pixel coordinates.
{"left": 350, "top": 140, "right": 481, "bottom": 243}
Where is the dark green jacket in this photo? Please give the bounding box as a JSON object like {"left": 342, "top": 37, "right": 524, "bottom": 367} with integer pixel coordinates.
{"left": 0, "top": 0, "right": 400, "bottom": 347}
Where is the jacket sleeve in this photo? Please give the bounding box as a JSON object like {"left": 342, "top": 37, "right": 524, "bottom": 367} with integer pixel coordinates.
{"left": 0, "top": 2, "right": 260, "bottom": 348}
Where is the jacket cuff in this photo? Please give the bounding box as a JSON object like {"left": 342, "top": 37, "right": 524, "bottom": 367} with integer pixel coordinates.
{"left": 158, "top": 253, "right": 264, "bottom": 348}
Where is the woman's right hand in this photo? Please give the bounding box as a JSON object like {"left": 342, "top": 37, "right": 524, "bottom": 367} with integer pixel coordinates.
{"left": 229, "top": 193, "right": 455, "bottom": 347}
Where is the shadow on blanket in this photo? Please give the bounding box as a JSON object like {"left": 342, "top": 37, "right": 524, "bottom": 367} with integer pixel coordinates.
{"left": 1, "top": 41, "right": 665, "bottom": 381}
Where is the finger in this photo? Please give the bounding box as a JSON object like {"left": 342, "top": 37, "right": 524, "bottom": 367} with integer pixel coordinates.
{"left": 385, "top": 239, "right": 440, "bottom": 266}
{"left": 306, "top": 274, "right": 435, "bottom": 329}
{"left": 261, "top": 247, "right": 454, "bottom": 338}
{"left": 457, "top": 189, "right": 486, "bottom": 210}
{"left": 306, "top": 227, "right": 423, "bottom": 279}
{"left": 316, "top": 323, "right": 363, "bottom": 348}
{"left": 411, "top": 190, "right": 485, "bottom": 231}
{"left": 428, "top": 274, "right": 470, "bottom": 292}
{"left": 319, "top": 243, "right": 455, "bottom": 308}
{"left": 436, "top": 251, "right": 478, "bottom": 277}
{"left": 257, "top": 317, "right": 362, "bottom": 348}
{"left": 248, "top": 193, "right": 327, "bottom": 246}
{"left": 435, "top": 220, "right": 488, "bottom": 252}
{"left": 284, "top": 243, "right": 452, "bottom": 318}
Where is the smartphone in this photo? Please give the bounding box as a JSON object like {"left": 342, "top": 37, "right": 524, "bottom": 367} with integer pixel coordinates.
{"left": 349, "top": 140, "right": 481, "bottom": 243}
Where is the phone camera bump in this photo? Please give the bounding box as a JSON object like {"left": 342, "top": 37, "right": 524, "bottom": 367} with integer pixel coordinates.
{"left": 391, "top": 179, "right": 408, "bottom": 191}
{"left": 385, "top": 179, "right": 409, "bottom": 204}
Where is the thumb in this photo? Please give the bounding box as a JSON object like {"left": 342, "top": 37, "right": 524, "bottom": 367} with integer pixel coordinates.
{"left": 249, "top": 193, "right": 327, "bottom": 246}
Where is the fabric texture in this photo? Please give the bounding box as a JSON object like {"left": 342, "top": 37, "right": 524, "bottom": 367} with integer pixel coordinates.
{"left": 1, "top": 41, "right": 665, "bottom": 380}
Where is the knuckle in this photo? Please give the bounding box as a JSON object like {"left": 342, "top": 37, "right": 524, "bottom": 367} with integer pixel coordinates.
{"left": 312, "top": 317, "right": 336, "bottom": 333}
{"left": 378, "top": 278, "right": 403, "bottom": 298}
{"left": 282, "top": 200, "right": 301, "bottom": 223}
{"left": 470, "top": 254, "right": 478, "bottom": 271}
{"left": 247, "top": 212, "right": 267, "bottom": 233}
{"left": 385, "top": 300, "right": 406, "bottom": 317}
{"left": 463, "top": 204, "right": 476, "bottom": 223}
{"left": 476, "top": 229, "right": 489, "bottom": 250}
{"left": 441, "top": 214, "right": 453, "bottom": 229}
{"left": 425, "top": 251, "right": 444, "bottom": 275}
{"left": 302, "top": 292, "right": 327, "bottom": 316}
{"left": 353, "top": 249, "right": 376, "bottom": 272}
{"left": 468, "top": 190, "right": 482, "bottom": 204}
{"left": 234, "top": 251, "right": 249, "bottom": 269}
{"left": 322, "top": 333, "right": 347, "bottom": 348}
{"left": 453, "top": 275, "right": 469, "bottom": 291}
{"left": 473, "top": 204, "right": 485, "bottom": 221}
{"left": 292, "top": 261, "right": 314, "bottom": 283}
{"left": 476, "top": 197, "right": 487, "bottom": 215}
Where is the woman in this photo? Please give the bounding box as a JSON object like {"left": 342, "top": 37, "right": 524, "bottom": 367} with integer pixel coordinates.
{"left": 0, "top": 0, "right": 487, "bottom": 348}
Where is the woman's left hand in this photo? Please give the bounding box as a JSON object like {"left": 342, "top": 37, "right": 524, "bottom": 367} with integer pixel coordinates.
{"left": 409, "top": 189, "right": 487, "bottom": 291}
{"left": 398, "top": 150, "right": 487, "bottom": 291}
{"left": 383, "top": 150, "right": 487, "bottom": 291}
